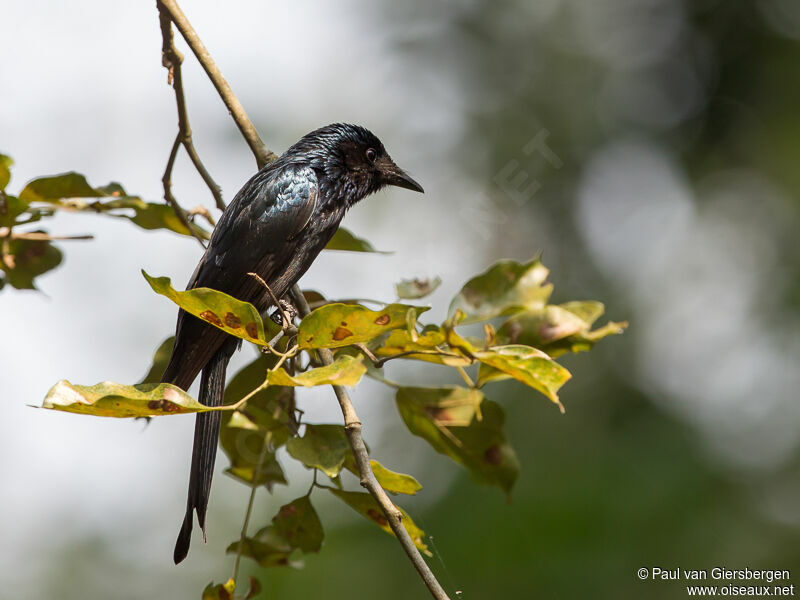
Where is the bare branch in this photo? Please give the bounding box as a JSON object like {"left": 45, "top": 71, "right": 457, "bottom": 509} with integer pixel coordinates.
{"left": 161, "top": 132, "right": 207, "bottom": 248}
{"left": 157, "top": 0, "right": 278, "bottom": 169}
{"left": 292, "top": 286, "right": 452, "bottom": 600}
{"left": 157, "top": 2, "right": 225, "bottom": 211}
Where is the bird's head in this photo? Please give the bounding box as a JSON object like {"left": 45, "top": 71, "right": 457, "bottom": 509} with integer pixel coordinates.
{"left": 288, "top": 123, "right": 423, "bottom": 206}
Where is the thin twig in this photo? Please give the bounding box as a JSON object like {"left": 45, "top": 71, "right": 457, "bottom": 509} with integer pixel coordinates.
{"left": 355, "top": 344, "right": 463, "bottom": 369}
{"left": 232, "top": 400, "right": 284, "bottom": 585}
{"left": 160, "top": 132, "right": 207, "bottom": 248}
{"left": 456, "top": 366, "right": 475, "bottom": 388}
{"left": 248, "top": 272, "right": 293, "bottom": 330}
{"left": 156, "top": 0, "right": 278, "bottom": 169}
{"left": 0, "top": 228, "right": 94, "bottom": 242}
{"left": 292, "top": 286, "right": 451, "bottom": 600}
{"left": 157, "top": 2, "right": 225, "bottom": 212}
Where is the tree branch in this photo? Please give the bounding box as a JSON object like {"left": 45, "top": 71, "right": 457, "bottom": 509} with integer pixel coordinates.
{"left": 156, "top": 1, "right": 225, "bottom": 251}
{"left": 160, "top": 131, "right": 207, "bottom": 248}
{"left": 292, "top": 286, "right": 452, "bottom": 600}
{"left": 156, "top": 0, "right": 278, "bottom": 169}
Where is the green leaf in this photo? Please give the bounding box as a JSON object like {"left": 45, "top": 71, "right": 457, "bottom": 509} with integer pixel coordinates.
{"left": 19, "top": 173, "right": 208, "bottom": 238}
{"left": 267, "top": 355, "right": 366, "bottom": 387}
{"left": 41, "top": 380, "right": 209, "bottom": 418}
{"left": 369, "top": 460, "right": 422, "bottom": 495}
{"left": 395, "top": 276, "right": 442, "bottom": 300}
{"left": 272, "top": 495, "right": 324, "bottom": 553}
{"left": 220, "top": 355, "right": 295, "bottom": 486}
{"left": 298, "top": 302, "right": 430, "bottom": 349}
{"left": 474, "top": 345, "right": 571, "bottom": 410}
{"left": 19, "top": 172, "right": 103, "bottom": 202}
{"left": 138, "top": 336, "right": 175, "bottom": 384}
{"left": 325, "top": 227, "right": 382, "bottom": 252}
{"left": 328, "top": 489, "right": 431, "bottom": 555}
{"left": 396, "top": 386, "right": 519, "bottom": 495}
{"left": 0, "top": 154, "right": 12, "bottom": 191}
{"left": 286, "top": 424, "right": 349, "bottom": 478}
{"left": 221, "top": 412, "right": 287, "bottom": 487}
{"left": 448, "top": 257, "right": 552, "bottom": 323}
{"left": 226, "top": 526, "right": 299, "bottom": 568}
{"left": 0, "top": 235, "right": 62, "bottom": 289}
{"left": 202, "top": 579, "right": 235, "bottom": 600}
{"left": 498, "top": 303, "right": 627, "bottom": 357}
{"left": 143, "top": 271, "right": 278, "bottom": 346}
{"left": 0, "top": 194, "right": 32, "bottom": 228}
{"left": 115, "top": 198, "right": 209, "bottom": 238}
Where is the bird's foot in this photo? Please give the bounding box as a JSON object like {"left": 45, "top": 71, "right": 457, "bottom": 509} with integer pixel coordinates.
{"left": 270, "top": 299, "right": 298, "bottom": 330}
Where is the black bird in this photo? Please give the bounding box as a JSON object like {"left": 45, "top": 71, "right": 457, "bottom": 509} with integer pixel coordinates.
{"left": 162, "top": 123, "right": 423, "bottom": 564}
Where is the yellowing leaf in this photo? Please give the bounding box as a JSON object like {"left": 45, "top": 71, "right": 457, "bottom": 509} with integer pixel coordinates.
{"left": 375, "top": 328, "right": 472, "bottom": 367}
{"left": 497, "top": 301, "right": 627, "bottom": 357}
{"left": 202, "top": 579, "right": 235, "bottom": 600}
{"left": 143, "top": 270, "right": 277, "bottom": 346}
{"left": 369, "top": 460, "right": 422, "bottom": 495}
{"left": 298, "top": 303, "right": 430, "bottom": 349}
{"left": 327, "top": 488, "right": 431, "bottom": 555}
{"left": 395, "top": 386, "right": 519, "bottom": 495}
{"left": 41, "top": 380, "right": 209, "bottom": 418}
{"left": 474, "top": 345, "right": 571, "bottom": 410}
{"left": 267, "top": 355, "right": 366, "bottom": 387}
{"left": 448, "top": 257, "right": 552, "bottom": 323}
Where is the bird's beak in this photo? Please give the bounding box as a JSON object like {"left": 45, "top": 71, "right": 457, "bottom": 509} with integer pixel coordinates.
{"left": 381, "top": 161, "right": 424, "bottom": 193}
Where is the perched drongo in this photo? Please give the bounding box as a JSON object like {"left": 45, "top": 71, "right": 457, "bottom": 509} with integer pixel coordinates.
{"left": 162, "top": 123, "right": 423, "bottom": 563}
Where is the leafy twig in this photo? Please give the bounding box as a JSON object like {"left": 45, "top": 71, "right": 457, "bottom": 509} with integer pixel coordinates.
{"left": 292, "top": 286, "right": 452, "bottom": 600}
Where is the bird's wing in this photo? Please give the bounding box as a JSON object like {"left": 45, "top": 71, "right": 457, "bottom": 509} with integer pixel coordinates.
{"left": 162, "top": 163, "right": 318, "bottom": 389}
{"left": 189, "top": 164, "right": 319, "bottom": 293}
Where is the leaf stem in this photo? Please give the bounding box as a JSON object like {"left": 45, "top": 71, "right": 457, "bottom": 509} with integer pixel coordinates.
{"left": 456, "top": 366, "right": 475, "bottom": 388}
{"left": 231, "top": 398, "right": 284, "bottom": 586}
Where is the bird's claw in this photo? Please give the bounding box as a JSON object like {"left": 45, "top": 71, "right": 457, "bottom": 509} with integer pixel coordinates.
{"left": 270, "top": 299, "right": 298, "bottom": 330}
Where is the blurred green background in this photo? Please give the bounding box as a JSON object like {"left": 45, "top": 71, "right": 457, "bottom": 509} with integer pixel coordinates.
{"left": 2, "top": 1, "right": 799, "bottom": 598}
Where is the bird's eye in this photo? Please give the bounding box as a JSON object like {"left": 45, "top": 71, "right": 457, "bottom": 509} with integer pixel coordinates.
{"left": 366, "top": 148, "right": 377, "bottom": 162}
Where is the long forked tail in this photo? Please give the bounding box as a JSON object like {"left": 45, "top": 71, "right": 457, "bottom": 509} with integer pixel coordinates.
{"left": 173, "top": 346, "right": 229, "bottom": 564}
